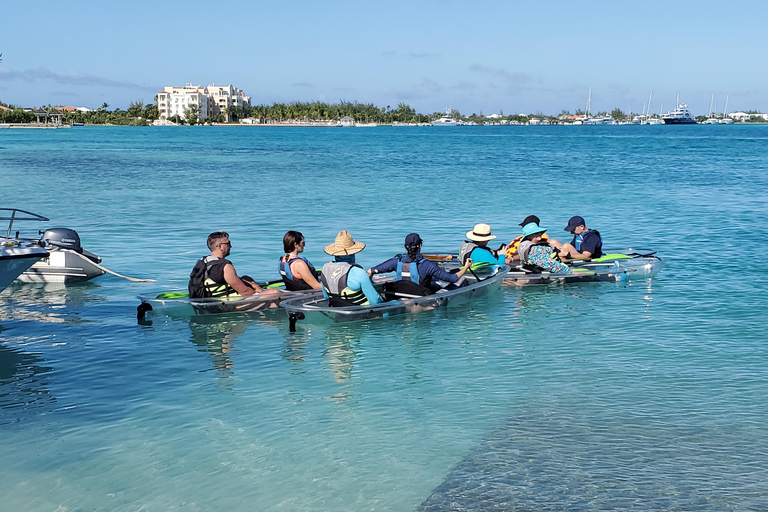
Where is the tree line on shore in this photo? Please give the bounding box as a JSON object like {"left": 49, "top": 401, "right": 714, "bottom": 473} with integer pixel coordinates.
{"left": 2, "top": 98, "right": 767, "bottom": 125}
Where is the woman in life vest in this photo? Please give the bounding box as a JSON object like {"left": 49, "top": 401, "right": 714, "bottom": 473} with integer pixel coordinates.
{"left": 321, "top": 230, "right": 382, "bottom": 307}
{"left": 459, "top": 223, "right": 506, "bottom": 268}
{"left": 505, "top": 215, "right": 562, "bottom": 264}
{"left": 279, "top": 231, "right": 322, "bottom": 291}
{"left": 517, "top": 222, "right": 571, "bottom": 274}
{"left": 368, "top": 233, "right": 472, "bottom": 296}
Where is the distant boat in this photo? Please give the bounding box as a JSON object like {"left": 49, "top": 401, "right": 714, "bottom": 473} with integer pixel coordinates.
{"left": 432, "top": 109, "right": 458, "bottom": 126}
{"left": 720, "top": 94, "right": 734, "bottom": 124}
{"left": 662, "top": 103, "right": 697, "bottom": 125}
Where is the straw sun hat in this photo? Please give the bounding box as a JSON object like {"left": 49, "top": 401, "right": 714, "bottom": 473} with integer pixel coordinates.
{"left": 324, "top": 230, "right": 366, "bottom": 256}
{"left": 466, "top": 223, "right": 497, "bottom": 242}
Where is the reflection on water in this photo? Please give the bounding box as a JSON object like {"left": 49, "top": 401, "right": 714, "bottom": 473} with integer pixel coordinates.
{"left": 0, "top": 344, "right": 54, "bottom": 425}
{"left": 186, "top": 316, "right": 252, "bottom": 383}
{"left": 0, "top": 282, "right": 106, "bottom": 323}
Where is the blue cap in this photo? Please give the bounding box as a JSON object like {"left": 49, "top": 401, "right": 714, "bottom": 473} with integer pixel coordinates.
{"left": 564, "top": 216, "right": 585, "bottom": 232}
{"left": 404, "top": 233, "right": 423, "bottom": 247}
{"left": 522, "top": 222, "right": 547, "bottom": 238}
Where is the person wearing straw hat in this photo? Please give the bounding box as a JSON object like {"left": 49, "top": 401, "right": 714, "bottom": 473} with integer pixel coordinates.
{"left": 517, "top": 222, "right": 571, "bottom": 274}
{"left": 458, "top": 223, "right": 506, "bottom": 267}
{"left": 321, "top": 230, "right": 382, "bottom": 306}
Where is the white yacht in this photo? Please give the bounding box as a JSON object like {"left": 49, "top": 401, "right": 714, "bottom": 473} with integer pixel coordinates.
{"left": 432, "top": 109, "right": 459, "bottom": 126}
{"left": 1, "top": 208, "right": 105, "bottom": 285}
{"left": 662, "top": 103, "right": 697, "bottom": 124}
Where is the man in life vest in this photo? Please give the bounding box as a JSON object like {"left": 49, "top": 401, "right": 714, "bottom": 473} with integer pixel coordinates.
{"left": 321, "top": 230, "right": 381, "bottom": 307}
{"left": 192, "top": 231, "right": 281, "bottom": 298}
{"left": 459, "top": 223, "right": 506, "bottom": 267}
{"left": 558, "top": 216, "right": 603, "bottom": 260}
{"left": 505, "top": 215, "right": 563, "bottom": 264}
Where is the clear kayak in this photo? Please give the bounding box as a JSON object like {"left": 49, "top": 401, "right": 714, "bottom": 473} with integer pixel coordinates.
{"left": 136, "top": 286, "right": 322, "bottom": 321}
{"left": 281, "top": 265, "right": 510, "bottom": 327}
{"left": 426, "top": 248, "right": 663, "bottom": 286}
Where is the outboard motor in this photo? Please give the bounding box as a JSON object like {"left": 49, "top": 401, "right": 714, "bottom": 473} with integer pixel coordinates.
{"left": 40, "top": 228, "right": 102, "bottom": 263}
{"left": 41, "top": 228, "right": 82, "bottom": 252}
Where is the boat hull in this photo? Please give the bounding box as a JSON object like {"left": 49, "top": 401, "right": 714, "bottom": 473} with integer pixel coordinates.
{"left": 662, "top": 118, "right": 697, "bottom": 125}
{"left": 17, "top": 248, "right": 105, "bottom": 283}
{"left": 0, "top": 245, "right": 49, "bottom": 291}
{"left": 281, "top": 266, "right": 509, "bottom": 325}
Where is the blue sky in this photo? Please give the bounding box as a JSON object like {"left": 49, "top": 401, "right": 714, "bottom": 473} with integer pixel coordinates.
{"left": 1, "top": 0, "right": 766, "bottom": 116}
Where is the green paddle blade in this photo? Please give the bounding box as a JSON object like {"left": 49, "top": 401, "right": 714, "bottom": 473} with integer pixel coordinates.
{"left": 156, "top": 291, "right": 190, "bottom": 299}
{"left": 591, "top": 253, "right": 631, "bottom": 262}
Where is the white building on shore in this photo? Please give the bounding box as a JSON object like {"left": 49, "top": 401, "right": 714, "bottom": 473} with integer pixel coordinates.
{"left": 157, "top": 83, "right": 251, "bottom": 122}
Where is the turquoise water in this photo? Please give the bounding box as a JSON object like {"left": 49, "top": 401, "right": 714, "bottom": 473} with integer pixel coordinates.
{"left": 1, "top": 125, "right": 767, "bottom": 511}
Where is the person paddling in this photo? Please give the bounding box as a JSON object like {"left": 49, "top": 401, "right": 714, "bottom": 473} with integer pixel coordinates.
{"left": 368, "top": 233, "right": 472, "bottom": 296}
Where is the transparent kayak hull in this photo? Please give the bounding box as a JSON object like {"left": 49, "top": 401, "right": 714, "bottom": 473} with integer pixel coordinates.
{"left": 137, "top": 289, "right": 322, "bottom": 319}
{"left": 504, "top": 256, "right": 662, "bottom": 286}
{"left": 281, "top": 265, "right": 509, "bottom": 325}
{"left": 428, "top": 249, "right": 662, "bottom": 286}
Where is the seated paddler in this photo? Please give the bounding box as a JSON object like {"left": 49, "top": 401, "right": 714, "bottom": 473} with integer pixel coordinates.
{"left": 459, "top": 223, "right": 506, "bottom": 268}
{"left": 505, "top": 214, "right": 563, "bottom": 264}
{"left": 517, "top": 222, "right": 571, "bottom": 274}
{"left": 189, "top": 231, "right": 281, "bottom": 299}
{"left": 279, "top": 230, "right": 322, "bottom": 291}
{"left": 367, "top": 233, "right": 473, "bottom": 297}
{"left": 321, "top": 230, "right": 382, "bottom": 307}
{"left": 558, "top": 215, "right": 603, "bottom": 260}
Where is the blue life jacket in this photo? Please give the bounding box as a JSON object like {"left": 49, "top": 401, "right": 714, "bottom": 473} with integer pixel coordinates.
{"left": 574, "top": 229, "right": 603, "bottom": 258}
{"left": 279, "top": 255, "right": 318, "bottom": 291}
{"left": 396, "top": 255, "right": 422, "bottom": 285}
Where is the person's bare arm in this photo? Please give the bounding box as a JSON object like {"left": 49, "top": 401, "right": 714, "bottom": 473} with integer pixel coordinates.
{"left": 292, "top": 260, "right": 322, "bottom": 289}
{"left": 224, "top": 264, "right": 259, "bottom": 295}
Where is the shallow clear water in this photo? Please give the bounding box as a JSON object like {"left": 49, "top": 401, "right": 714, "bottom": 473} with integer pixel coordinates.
{"left": 1, "top": 125, "right": 767, "bottom": 511}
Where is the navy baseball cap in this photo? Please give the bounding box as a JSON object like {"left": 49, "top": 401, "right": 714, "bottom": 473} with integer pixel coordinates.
{"left": 519, "top": 215, "right": 540, "bottom": 227}
{"left": 564, "top": 216, "right": 585, "bottom": 232}
{"left": 404, "top": 233, "right": 423, "bottom": 247}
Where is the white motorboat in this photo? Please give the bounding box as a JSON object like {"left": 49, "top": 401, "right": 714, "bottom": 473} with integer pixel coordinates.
{"left": 0, "top": 240, "right": 48, "bottom": 292}
{"left": 432, "top": 109, "right": 459, "bottom": 126}
{"left": 1, "top": 208, "right": 105, "bottom": 284}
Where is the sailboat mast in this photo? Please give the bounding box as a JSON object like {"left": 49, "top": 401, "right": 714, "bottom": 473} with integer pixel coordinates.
{"left": 647, "top": 91, "right": 653, "bottom": 122}
{"left": 708, "top": 93, "right": 714, "bottom": 118}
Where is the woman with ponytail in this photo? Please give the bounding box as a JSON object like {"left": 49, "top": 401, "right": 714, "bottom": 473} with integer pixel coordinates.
{"left": 367, "top": 233, "right": 472, "bottom": 295}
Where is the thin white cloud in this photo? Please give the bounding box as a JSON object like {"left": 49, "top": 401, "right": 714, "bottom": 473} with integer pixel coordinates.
{"left": 0, "top": 67, "right": 153, "bottom": 90}
{"left": 408, "top": 52, "right": 441, "bottom": 59}
{"left": 468, "top": 64, "right": 532, "bottom": 86}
